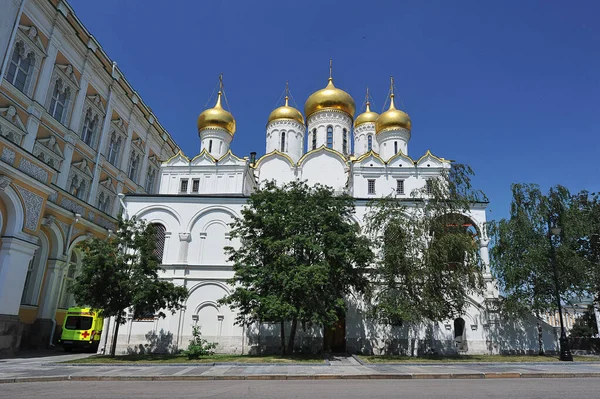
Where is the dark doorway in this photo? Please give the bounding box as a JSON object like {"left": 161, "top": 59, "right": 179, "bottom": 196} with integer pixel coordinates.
{"left": 324, "top": 315, "right": 346, "bottom": 353}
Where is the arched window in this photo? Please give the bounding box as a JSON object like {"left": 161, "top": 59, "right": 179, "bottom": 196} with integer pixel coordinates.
{"left": 128, "top": 151, "right": 139, "bottom": 181}
{"left": 394, "top": 141, "right": 398, "bottom": 154}
{"left": 326, "top": 126, "right": 333, "bottom": 148}
{"left": 98, "top": 192, "right": 111, "bottom": 213}
{"left": 342, "top": 128, "right": 348, "bottom": 154}
{"left": 454, "top": 317, "right": 465, "bottom": 340}
{"left": 76, "top": 180, "right": 86, "bottom": 200}
{"left": 6, "top": 41, "right": 34, "bottom": 94}
{"left": 69, "top": 175, "right": 80, "bottom": 197}
{"left": 280, "top": 131, "right": 286, "bottom": 152}
{"left": 145, "top": 167, "right": 157, "bottom": 193}
{"left": 81, "top": 109, "right": 98, "bottom": 147}
{"left": 107, "top": 133, "right": 121, "bottom": 165}
{"left": 49, "top": 79, "right": 70, "bottom": 123}
{"left": 208, "top": 139, "right": 213, "bottom": 153}
{"left": 152, "top": 223, "right": 166, "bottom": 262}
{"left": 367, "top": 135, "right": 373, "bottom": 152}
{"left": 311, "top": 128, "right": 317, "bottom": 150}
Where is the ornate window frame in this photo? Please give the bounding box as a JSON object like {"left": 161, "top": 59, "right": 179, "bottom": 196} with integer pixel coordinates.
{"left": 66, "top": 158, "right": 93, "bottom": 200}
{"left": 0, "top": 105, "right": 27, "bottom": 145}
{"left": 97, "top": 177, "right": 116, "bottom": 215}
{"left": 45, "top": 64, "right": 79, "bottom": 125}
{"left": 127, "top": 137, "right": 144, "bottom": 182}
{"left": 105, "top": 118, "right": 126, "bottom": 166}
{"left": 144, "top": 154, "right": 160, "bottom": 194}
{"left": 33, "top": 134, "right": 64, "bottom": 171}
{"left": 4, "top": 25, "right": 45, "bottom": 97}
{"left": 79, "top": 94, "right": 105, "bottom": 150}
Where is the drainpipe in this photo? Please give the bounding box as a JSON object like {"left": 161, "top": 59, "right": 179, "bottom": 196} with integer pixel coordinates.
{"left": 118, "top": 193, "right": 128, "bottom": 219}
{"left": 49, "top": 212, "right": 80, "bottom": 347}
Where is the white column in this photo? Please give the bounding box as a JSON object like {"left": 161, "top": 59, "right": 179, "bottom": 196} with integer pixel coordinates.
{"left": 22, "top": 112, "right": 40, "bottom": 152}
{"left": 56, "top": 132, "right": 77, "bottom": 189}
{"left": 37, "top": 258, "right": 67, "bottom": 319}
{"left": 0, "top": 237, "right": 38, "bottom": 316}
{"left": 88, "top": 84, "right": 114, "bottom": 203}
{"left": 33, "top": 40, "right": 59, "bottom": 105}
{"left": 68, "top": 75, "right": 88, "bottom": 132}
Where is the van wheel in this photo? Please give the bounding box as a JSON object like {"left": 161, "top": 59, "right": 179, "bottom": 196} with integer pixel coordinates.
{"left": 64, "top": 347, "right": 72, "bottom": 352}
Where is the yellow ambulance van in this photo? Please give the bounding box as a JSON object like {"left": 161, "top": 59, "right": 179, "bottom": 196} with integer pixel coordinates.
{"left": 58, "top": 307, "right": 103, "bottom": 352}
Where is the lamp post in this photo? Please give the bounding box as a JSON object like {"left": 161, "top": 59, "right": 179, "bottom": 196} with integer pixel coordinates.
{"left": 548, "top": 222, "right": 573, "bottom": 361}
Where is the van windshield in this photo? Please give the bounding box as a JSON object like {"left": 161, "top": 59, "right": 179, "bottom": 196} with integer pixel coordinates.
{"left": 65, "top": 316, "right": 93, "bottom": 330}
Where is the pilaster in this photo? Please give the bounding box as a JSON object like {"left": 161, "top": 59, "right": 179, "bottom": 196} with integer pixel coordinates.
{"left": 68, "top": 75, "right": 89, "bottom": 132}
{"left": 33, "top": 40, "right": 59, "bottom": 106}
{"left": 0, "top": 237, "right": 39, "bottom": 316}
{"left": 37, "top": 258, "right": 67, "bottom": 319}
{"left": 56, "top": 131, "right": 77, "bottom": 189}
{"left": 22, "top": 105, "right": 43, "bottom": 152}
{"left": 88, "top": 84, "right": 114, "bottom": 203}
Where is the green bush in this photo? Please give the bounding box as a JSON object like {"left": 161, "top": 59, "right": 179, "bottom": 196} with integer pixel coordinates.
{"left": 183, "top": 325, "right": 218, "bottom": 360}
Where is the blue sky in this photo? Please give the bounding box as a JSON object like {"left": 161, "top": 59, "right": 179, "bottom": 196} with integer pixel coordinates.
{"left": 69, "top": 0, "right": 599, "bottom": 221}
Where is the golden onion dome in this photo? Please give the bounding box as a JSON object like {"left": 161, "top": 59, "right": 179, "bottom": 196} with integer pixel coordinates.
{"left": 197, "top": 91, "right": 236, "bottom": 135}
{"left": 304, "top": 78, "right": 356, "bottom": 119}
{"left": 354, "top": 101, "right": 379, "bottom": 128}
{"left": 267, "top": 96, "right": 304, "bottom": 126}
{"left": 375, "top": 94, "right": 411, "bottom": 134}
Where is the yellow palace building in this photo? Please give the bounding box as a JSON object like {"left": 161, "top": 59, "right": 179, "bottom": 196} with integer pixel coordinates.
{"left": 0, "top": 0, "right": 180, "bottom": 356}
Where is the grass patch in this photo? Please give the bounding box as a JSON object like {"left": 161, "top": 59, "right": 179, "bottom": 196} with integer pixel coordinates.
{"left": 63, "top": 353, "right": 325, "bottom": 364}
{"left": 358, "top": 354, "right": 600, "bottom": 363}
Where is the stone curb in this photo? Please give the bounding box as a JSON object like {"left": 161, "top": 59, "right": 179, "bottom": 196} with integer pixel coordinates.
{"left": 3, "top": 372, "right": 600, "bottom": 383}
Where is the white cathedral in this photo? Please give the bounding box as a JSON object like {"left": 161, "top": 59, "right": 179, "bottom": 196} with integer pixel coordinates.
{"left": 115, "top": 75, "right": 558, "bottom": 355}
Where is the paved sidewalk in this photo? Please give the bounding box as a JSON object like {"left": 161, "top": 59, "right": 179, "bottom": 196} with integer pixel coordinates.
{"left": 2, "top": 352, "right": 600, "bottom": 383}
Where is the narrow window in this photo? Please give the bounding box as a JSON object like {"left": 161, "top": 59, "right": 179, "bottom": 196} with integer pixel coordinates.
{"left": 145, "top": 167, "right": 156, "bottom": 193}
{"left": 6, "top": 42, "right": 34, "bottom": 94}
{"left": 394, "top": 141, "right": 398, "bottom": 154}
{"left": 152, "top": 224, "right": 166, "bottom": 262}
{"left": 81, "top": 110, "right": 98, "bottom": 147}
{"left": 280, "top": 131, "right": 286, "bottom": 152}
{"left": 367, "top": 135, "right": 373, "bottom": 152}
{"left": 180, "top": 179, "right": 189, "bottom": 193}
{"left": 426, "top": 179, "right": 433, "bottom": 195}
{"left": 367, "top": 179, "right": 376, "bottom": 195}
{"left": 128, "top": 151, "right": 139, "bottom": 181}
{"left": 192, "top": 179, "right": 200, "bottom": 193}
{"left": 49, "top": 80, "right": 70, "bottom": 123}
{"left": 107, "top": 133, "right": 121, "bottom": 166}
{"left": 396, "top": 179, "right": 404, "bottom": 195}
{"left": 326, "top": 126, "right": 333, "bottom": 148}
{"left": 342, "top": 128, "right": 348, "bottom": 154}
{"left": 312, "top": 129, "right": 317, "bottom": 150}
{"left": 208, "top": 140, "right": 213, "bottom": 153}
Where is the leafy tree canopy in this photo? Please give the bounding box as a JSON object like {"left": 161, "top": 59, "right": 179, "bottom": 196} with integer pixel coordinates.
{"left": 220, "top": 180, "right": 373, "bottom": 354}
{"left": 365, "top": 164, "right": 487, "bottom": 326}
{"left": 71, "top": 216, "right": 188, "bottom": 355}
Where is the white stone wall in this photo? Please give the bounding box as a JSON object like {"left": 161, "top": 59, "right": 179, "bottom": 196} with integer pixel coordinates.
{"left": 376, "top": 128, "right": 411, "bottom": 161}
{"left": 266, "top": 119, "right": 305, "bottom": 163}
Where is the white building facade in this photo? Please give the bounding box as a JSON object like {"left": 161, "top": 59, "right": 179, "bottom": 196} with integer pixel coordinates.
{"left": 119, "top": 76, "right": 560, "bottom": 356}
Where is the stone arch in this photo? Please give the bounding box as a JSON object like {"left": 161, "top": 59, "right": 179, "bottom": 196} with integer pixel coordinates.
{"left": 136, "top": 205, "right": 182, "bottom": 230}
{"left": 185, "top": 281, "right": 232, "bottom": 338}
{"left": 41, "top": 222, "right": 65, "bottom": 259}
{"left": 186, "top": 205, "right": 238, "bottom": 233}
{"left": 0, "top": 183, "right": 25, "bottom": 236}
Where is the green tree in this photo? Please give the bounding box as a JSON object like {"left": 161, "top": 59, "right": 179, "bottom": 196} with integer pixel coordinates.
{"left": 365, "top": 164, "right": 487, "bottom": 328}
{"left": 489, "top": 184, "right": 589, "bottom": 354}
{"left": 71, "top": 217, "right": 188, "bottom": 356}
{"left": 220, "top": 181, "right": 373, "bottom": 355}
{"left": 570, "top": 305, "right": 599, "bottom": 338}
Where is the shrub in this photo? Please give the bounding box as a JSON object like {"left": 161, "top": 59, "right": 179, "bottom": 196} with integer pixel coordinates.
{"left": 183, "top": 325, "right": 217, "bottom": 360}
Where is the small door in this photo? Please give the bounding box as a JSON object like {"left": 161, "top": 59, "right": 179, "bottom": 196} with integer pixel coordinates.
{"left": 324, "top": 315, "right": 346, "bottom": 353}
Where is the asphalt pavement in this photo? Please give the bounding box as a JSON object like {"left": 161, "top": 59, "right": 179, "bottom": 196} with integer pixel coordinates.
{"left": 1, "top": 379, "right": 598, "bottom": 399}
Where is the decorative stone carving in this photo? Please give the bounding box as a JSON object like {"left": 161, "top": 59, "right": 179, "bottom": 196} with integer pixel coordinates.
{"left": 18, "top": 158, "right": 49, "bottom": 183}
{"left": 0, "top": 105, "right": 27, "bottom": 144}
{"left": 15, "top": 185, "right": 44, "bottom": 230}
{"left": 60, "top": 197, "right": 85, "bottom": 215}
{"left": 0, "top": 175, "right": 13, "bottom": 191}
{"left": 48, "top": 191, "right": 58, "bottom": 203}
{"left": 42, "top": 215, "right": 56, "bottom": 226}
{"left": 1, "top": 147, "right": 16, "bottom": 164}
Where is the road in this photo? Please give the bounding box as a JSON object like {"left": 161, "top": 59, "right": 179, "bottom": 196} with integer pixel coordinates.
{"left": 0, "top": 379, "right": 596, "bottom": 399}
